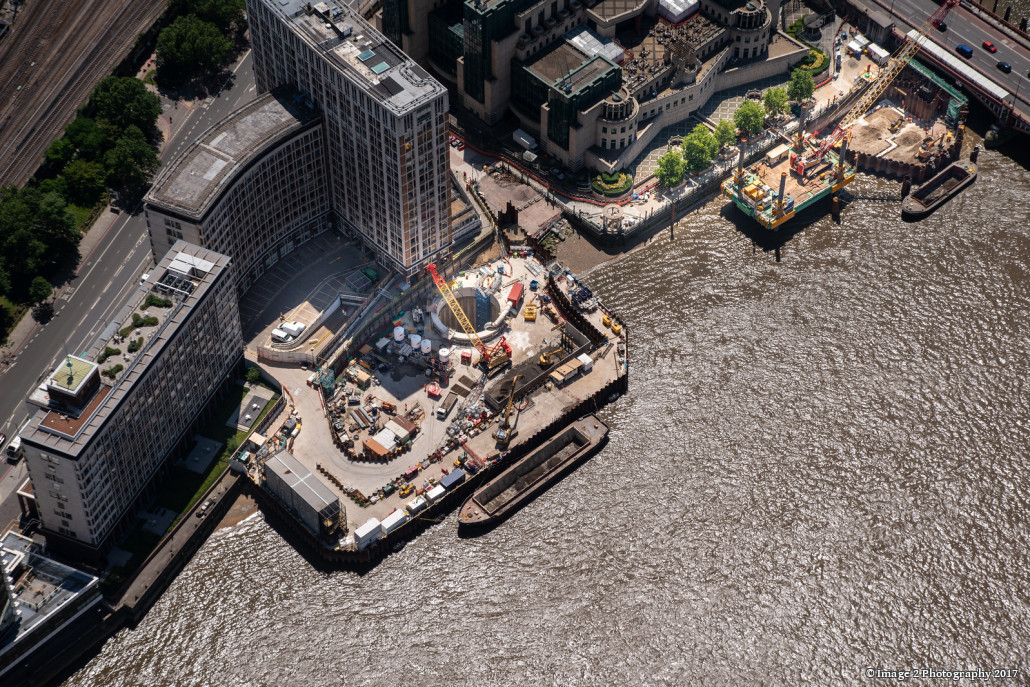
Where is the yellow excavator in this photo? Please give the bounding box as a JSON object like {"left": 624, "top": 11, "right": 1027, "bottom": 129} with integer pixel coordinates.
{"left": 494, "top": 374, "right": 524, "bottom": 447}
{"left": 539, "top": 348, "right": 563, "bottom": 367}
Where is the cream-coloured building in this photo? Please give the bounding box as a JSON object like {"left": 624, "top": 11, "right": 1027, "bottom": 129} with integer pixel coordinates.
{"left": 17, "top": 243, "right": 242, "bottom": 561}
{"left": 144, "top": 90, "right": 329, "bottom": 295}
{"left": 380, "top": 0, "right": 806, "bottom": 172}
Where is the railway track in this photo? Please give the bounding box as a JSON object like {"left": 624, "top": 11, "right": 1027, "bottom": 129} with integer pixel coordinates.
{"left": 0, "top": 0, "right": 168, "bottom": 188}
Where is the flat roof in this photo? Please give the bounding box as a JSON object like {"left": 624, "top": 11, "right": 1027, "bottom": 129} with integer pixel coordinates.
{"left": 48, "top": 356, "right": 95, "bottom": 393}
{"left": 146, "top": 91, "right": 319, "bottom": 220}
{"left": 257, "top": 0, "right": 446, "bottom": 114}
{"left": 266, "top": 450, "right": 340, "bottom": 514}
{"left": 526, "top": 41, "right": 618, "bottom": 95}
{"left": 20, "top": 243, "right": 233, "bottom": 457}
{"left": 1, "top": 531, "right": 99, "bottom": 645}
{"left": 590, "top": 0, "right": 650, "bottom": 20}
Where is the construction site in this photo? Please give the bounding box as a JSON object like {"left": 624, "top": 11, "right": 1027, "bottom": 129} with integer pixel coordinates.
{"left": 723, "top": 0, "right": 967, "bottom": 230}
{"left": 245, "top": 251, "right": 628, "bottom": 559}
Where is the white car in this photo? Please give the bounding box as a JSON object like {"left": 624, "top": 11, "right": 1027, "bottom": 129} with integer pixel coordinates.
{"left": 140, "top": 272, "right": 151, "bottom": 286}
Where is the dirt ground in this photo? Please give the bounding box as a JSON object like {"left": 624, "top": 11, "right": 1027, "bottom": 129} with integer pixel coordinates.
{"left": 215, "top": 493, "right": 258, "bottom": 531}
{"left": 851, "top": 106, "right": 951, "bottom": 162}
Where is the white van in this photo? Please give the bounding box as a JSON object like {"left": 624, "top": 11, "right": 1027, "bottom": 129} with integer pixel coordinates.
{"left": 280, "top": 321, "right": 306, "bottom": 337}
{"left": 6, "top": 436, "right": 23, "bottom": 460}
{"left": 271, "top": 328, "right": 293, "bottom": 343}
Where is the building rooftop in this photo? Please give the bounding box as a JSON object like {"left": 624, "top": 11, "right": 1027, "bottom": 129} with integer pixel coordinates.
{"left": 48, "top": 356, "right": 95, "bottom": 394}
{"left": 0, "top": 531, "right": 100, "bottom": 651}
{"left": 526, "top": 41, "right": 618, "bottom": 95}
{"left": 146, "top": 91, "right": 319, "bottom": 220}
{"left": 266, "top": 450, "right": 340, "bottom": 515}
{"left": 20, "top": 243, "right": 233, "bottom": 458}
{"left": 258, "top": 0, "right": 446, "bottom": 114}
{"left": 590, "top": 0, "right": 650, "bottom": 20}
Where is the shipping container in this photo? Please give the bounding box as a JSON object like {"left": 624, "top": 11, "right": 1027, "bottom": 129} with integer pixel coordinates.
{"left": 354, "top": 519, "right": 382, "bottom": 549}
{"left": 380, "top": 509, "right": 409, "bottom": 535}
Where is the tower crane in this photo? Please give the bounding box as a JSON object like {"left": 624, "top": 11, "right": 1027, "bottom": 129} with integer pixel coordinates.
{"left": 426, "top": 264, "right": 512, "bottom": 370}
{"left": 800, "top": 0, "right": 959, "bottom": 169}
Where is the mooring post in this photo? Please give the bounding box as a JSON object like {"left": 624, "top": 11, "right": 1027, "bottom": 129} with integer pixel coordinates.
{"left": 831, "top": 195, "right": 841, "bottom": 223}
{"left": 901, "top": 176, "right": 911, "bottom": 198}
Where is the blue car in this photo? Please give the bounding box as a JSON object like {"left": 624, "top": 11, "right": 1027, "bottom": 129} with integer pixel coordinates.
{"left": 955, "top": 45, "right": 973, "bottom": 59}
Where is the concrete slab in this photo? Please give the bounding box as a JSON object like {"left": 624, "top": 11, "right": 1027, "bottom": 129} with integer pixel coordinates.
{"left": 139, "top": 507, "right": 177, "bottom": 536}
{"left": 226, "top": 386, "right": 276, "bottom": 431}
{"left": 183, "top": 436, "right": 223, "bottom": 474}
{"left": 107, "top": 546, "right": 132, "bottom": 568}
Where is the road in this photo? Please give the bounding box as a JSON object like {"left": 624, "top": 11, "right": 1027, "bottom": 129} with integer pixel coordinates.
{"left": 0, "top": 51, "right": 259, "bottom": 523}
{"left": 877, "top": 0, "right": 1030, "bottom": 109}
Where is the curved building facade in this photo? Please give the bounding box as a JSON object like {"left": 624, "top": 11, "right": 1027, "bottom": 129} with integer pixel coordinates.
{"left": 144, "top": 90, "right": 330, "bottom": 295}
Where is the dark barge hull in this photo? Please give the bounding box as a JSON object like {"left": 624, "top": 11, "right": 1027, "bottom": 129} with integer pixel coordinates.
{"left": 458, "top": 415, "right": 609, "bottom": 533}
{"left": 901, "top": 161, "right": 976, "bottom": 221}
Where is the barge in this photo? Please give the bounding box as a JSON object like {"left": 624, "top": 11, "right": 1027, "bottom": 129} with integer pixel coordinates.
{"left": 458, "top": 415, "right": 609, "bottom": 531}
{"left": 722, "top": 143, "right": 855, "bottom": 231}
{"left": 901, "top": 158, "right": 976, "bottom": 221}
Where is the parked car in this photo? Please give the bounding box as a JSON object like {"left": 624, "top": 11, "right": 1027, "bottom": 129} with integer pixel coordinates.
{"left": 196, "top": 499, "right": 214, "bottom": 517}
{"left": 955, "top": 44, "right": 973, "bottom": 59}
{"left": 139, "top": 272, "right": 150, "bottom": 286}
{"left": 997, "top": 61, "right": 1012, "bottom": 74}
{"left": 982, "top": 40, "right": 997, "bottom": 53}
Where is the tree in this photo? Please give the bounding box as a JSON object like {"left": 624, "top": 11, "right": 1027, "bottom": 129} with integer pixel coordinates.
{"left": 787, "top": 68, "right": 815, "bottom": 103}
{"left": 157, "top": 15, "right": 233, "bottom": 76}
{"left": 0, "top": 187, "right": 77, "bottom": 295}
{"left": 65, "top": 117, "right": 113, "bottom": 162}
{"left": 170, "top": 0, "right": 245, "bottom": 32}
{"left": 713, "top": 120, "right": 737, "bottom": 149}
{"left": 655, "top": 149, "right": 685, "bottom": 187}
{"left": 105, "top": 125, "right": 161, "bottom": 189}
{"left": 682, "top": 134, "right": 714, "bottom": 173}
{"left": 89, "top": 77, "right": 162, "bottom": 137}
{"left": 763, "top": 87, "right": 788, "bottom": 116}
{"left": 29, "top": 277, "right": 52, "bottom": 305}
{"left": 246, "top": 366, "right": 262, "bottom": 384}
{"left": 44, "top": 138, "right": 76, "bottom": 169}
{"left": 63, "top": 159, "right": 107, "bottom": 205}
{"left": 734, "top": 100, "right": 766, "bottom": 136}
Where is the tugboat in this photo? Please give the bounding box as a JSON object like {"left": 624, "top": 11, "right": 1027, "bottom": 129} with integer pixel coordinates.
{"left": 901, "top": 146, "right": 978, "bottom": 222}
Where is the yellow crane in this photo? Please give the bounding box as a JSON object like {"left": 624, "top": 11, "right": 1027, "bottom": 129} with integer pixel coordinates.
{"left": 427, "top": 264, "right": 511, "bottom": 370}
{"left": 805, "top": 0, "right": 958, "bottom": 166}
{"left": 494, "top": 374, "right": 524, "bottom": 446}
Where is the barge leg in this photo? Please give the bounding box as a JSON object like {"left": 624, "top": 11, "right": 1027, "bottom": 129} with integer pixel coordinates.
{"left": 831, "top": 195, "right": 841, "bottom": 224}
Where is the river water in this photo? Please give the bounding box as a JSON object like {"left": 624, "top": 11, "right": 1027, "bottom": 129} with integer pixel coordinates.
{"left": 64, "top": 141, "right": 1030, "bottom": 685}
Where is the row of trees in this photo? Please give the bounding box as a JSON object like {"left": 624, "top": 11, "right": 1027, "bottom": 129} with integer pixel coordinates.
{"left": 0, "top": 76, "right": 163, "bottom": 341}
{"left": 156, "top": 0, "right": 245, "bottom": 80}
{"left": 654, "top": 69, "right": 816, "bottom": 187}
{"left": 42, "top": 77, "right": 162, "bottom": 205}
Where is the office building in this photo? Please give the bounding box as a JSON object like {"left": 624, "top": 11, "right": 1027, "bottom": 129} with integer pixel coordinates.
{"left": 248, "top": 0, "right": 452, "bottom": 278}
{"left": 17, "top": 243, "right": 243, "bottom": 561}
{"left": 379, "top": 0, "right": 800, "bottom": 172}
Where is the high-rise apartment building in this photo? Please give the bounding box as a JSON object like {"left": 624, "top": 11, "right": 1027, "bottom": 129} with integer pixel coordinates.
{"left": 17, "top": 243, "right": 243, "bottom": 560}
{"left": 247, "top": 0, "right": 452, "bottom": 278}
{"left": 144, "top": 90, "right": 329, "bottom": 296}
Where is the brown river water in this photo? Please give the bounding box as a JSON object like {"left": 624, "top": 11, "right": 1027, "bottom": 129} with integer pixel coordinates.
{"left": 64, "top": 141, "right": 1030, "bottom": 685}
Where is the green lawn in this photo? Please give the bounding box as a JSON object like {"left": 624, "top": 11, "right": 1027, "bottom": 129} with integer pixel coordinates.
{"left": 67, "top": 202, "right": 94, "bottom": 229}
{"left": 102, "top": 384, "right": 280, "bottom": 593}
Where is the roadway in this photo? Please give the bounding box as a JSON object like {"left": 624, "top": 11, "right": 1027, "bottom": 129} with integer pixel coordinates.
{"left": 0, "top": 51, "right": 259, "bottom": 523}
{"left": 875, "top": 0, "right": 1030, "bottom": 110}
